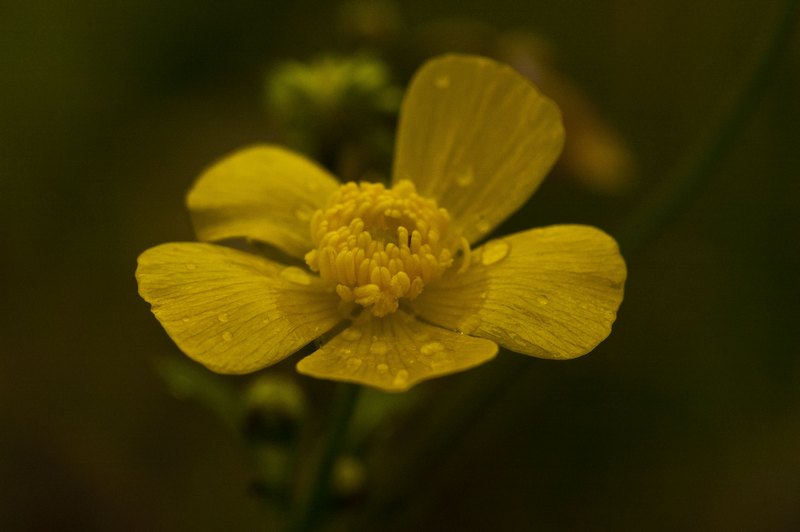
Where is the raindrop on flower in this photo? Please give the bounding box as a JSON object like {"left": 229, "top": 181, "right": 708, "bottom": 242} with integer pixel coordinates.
{"left": 222, "top": 331, "right": 233, "bottom": 341}
{"left": 218, "top": 312, "right": 230, "bottom": 323}
{"left": 481, "top": 239, "right": 510, "bottom": 266}
{"left": 455, "top": 168, "right": 474, "bottom": 187}
{"left": 370, "top": 342, "right": 388, "bottom": 356}
{"left": 420, "top": 341, "right": 445, "bottom": 355}
{"left": 536, "top": 295, "right": 549, "bottom": 305}
{"left": 392, "top": 369, "right": 409, "bottom": 387}
{"left": 434, "top": 75, "right": 450, "bottom": 89}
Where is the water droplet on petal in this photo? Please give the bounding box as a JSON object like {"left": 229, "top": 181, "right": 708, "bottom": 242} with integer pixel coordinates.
{"left": 455, "top": 168, "right": 474, "bottom": 187}
{"left": 420, "top": 341, "right": 445, "bottom": 355}
{"left": 342, "top": 328, "right": 362, "bottom": 341}
{"left": 481, "top": 239, "right": 510, "bottom": 266}
{"left": 222, "top": 331, "right": 233, "bottom": 341}
{"left": 475, "top": 218, "right": 491, "bottom": 234}
{"left": 393, "top": 369, "right": 409, "bottom": 387}
{"left": 281, "top": 266, "right": 312, "bottom": 285}
{"left": 536, "top": 295, "right": 549, "bottom": 305}
{"left": 434, "top": 75, "right": 450, "bottom": 89}
{"left": 370, "top": 342, "right": 388, "bottom": 356}
{"left": 295, "top": 208, "right": 311, "bottom": 222}
{"left": 429, "top": 352, "right": 452, "bottom": 369}
{"left": 185, "top": 263, "right": 197, "bottom": 271}
{"left": 346, "top": 357, "right": 362, "bottom": 369}
{"left": 182, "top": 317, "right": 191, "bottom": 323}
{"left": 377, "top": 363, "right": 389, "bottom": 374}
{"left": 218, "top": 312, "right": 230, "bottom": 323}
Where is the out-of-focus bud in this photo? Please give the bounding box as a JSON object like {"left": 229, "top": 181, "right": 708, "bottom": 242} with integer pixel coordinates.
{"left": 243, "top": 374, "right": 307, "bottom": 445}
{"left": 333, "top": 454, "right": 367, "bottom": 501}
{"left": 265, "top": 55, "right": 401, "bottom": 179}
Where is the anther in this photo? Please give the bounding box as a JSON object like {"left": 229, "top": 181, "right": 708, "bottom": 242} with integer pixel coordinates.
{"left": 305, "top": 180, "right": 467, "bottom": 316}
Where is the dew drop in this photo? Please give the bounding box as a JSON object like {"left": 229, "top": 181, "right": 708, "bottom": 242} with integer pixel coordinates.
{"left": 420, "top": 341, "right": 445, "bottom": 355}
{"left": 280, "top": 266, "right": 312, "bottom": 285}
{"left": 342, "top": 328, "right": 362, "bottom": 341}
{"left": 455, "top": 168, "right": 474, "bottom": 187}
{"left": 393, "top": 369, "right": 409, "bottom": 387}
{"left": 370, "top": 342, "right": 388, "bottom": 356}
{"left": 295, "top": 208, "right": 311, "bottom": 222}
{"left": 536, "top": 295, "right": 549, "bottom": 306}
{"left": 222, "top": 331, "right": 233, "bottom": 341}
{"left": 475, "top": 218, "right": 491, "bottom": 234}
{"left": 428, "top": 352, "right": 452, "bottom": 369}
{"left": 434, "top": 75, "right": 450, "bottom": 89}
{"left": 182, "top": 317, "right": 191, "bottom": 323}
{"left": 346, "top": 357, "right": 362, "bottom": 369}
{"left": 481, "top": 239, "right": 510, "bottom": 266}
{"left": 377, "top": 363, "right": 389, "bottom": 374}
{"left": 218, "top": 312, "right": 230, "bottom": 323}
{"left": 185, "top": 263, "right": 197, "bottom": 271}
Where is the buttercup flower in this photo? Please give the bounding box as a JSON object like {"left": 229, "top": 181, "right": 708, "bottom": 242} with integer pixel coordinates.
{"left": 136, "top": 55, "right": 626, "bottom": 392}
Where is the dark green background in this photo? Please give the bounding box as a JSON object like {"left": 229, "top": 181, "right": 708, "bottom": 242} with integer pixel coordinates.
{"left": 2, "top": 1, "right": 798, "bottom": 530}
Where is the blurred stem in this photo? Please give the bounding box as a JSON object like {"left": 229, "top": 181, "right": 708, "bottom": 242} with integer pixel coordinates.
{"left": 370, "top": 0, "right": 798, "bottom": 522}
{"left": 616, "top": 0, "right": 799, "bottom": 254}
{"left": 290, "top": 383, "right": 360, "bottom": 532}
{"left": 369, "top": 354, "right": 526, "bottom": 523}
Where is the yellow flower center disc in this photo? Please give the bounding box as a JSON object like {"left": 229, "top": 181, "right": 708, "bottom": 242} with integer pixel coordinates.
{"left": 305, "top": 180, "right": 464, "bottom": 316}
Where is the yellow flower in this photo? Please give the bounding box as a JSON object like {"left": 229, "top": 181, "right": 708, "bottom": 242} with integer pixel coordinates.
{"left": 136, "top": 55, "right": 626, "bottom": 392}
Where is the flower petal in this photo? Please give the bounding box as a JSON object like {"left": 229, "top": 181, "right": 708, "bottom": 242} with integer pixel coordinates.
{"left": 411, "top": 225, "right": 626, "bottom": 359}
{"left": 392, "top": 55, "right": 564, "bottom": 243}
{"left": 187, "top": 145, "right": 341, "bottom": 258}
{"left": 296, "top": 310, "right": 497, "bottom": 392}
{"left": 136, "top": 242, "right": 344, "bottom": 374}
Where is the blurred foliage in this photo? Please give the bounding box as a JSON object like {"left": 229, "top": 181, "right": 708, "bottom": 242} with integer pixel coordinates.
{"left": 1, "top": 0, "right": 799, "bottom": 531}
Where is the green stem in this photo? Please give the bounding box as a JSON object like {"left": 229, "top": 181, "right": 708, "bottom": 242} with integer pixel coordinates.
{"left": 616, "top": 0, "right": 799, "bottom": 254}
{"left": 290, "top": 383, "right": 360, "bottom": 532}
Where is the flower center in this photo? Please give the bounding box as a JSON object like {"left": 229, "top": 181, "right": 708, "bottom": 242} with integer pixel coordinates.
{"left": 305, "top": 180, "right": 462, "bottom": 317}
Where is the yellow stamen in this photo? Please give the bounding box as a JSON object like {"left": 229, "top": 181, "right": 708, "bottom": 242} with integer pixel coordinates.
{"left": 306, "top": 180, "right": 466, "bottom": 316}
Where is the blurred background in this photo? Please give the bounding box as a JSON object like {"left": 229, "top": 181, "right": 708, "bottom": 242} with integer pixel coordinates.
{"left": 2, "top": 0, "right": 799, "bottom": 530}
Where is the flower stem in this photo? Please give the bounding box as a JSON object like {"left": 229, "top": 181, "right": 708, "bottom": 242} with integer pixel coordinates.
{"left": 290, "top": 383, "right": 360, "bottom": 532}
{"left": 616, "top": 0, "right": 799, "bottom": 254}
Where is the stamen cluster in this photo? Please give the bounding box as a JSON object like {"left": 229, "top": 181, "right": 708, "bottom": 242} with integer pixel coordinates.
{"left": 305, "top": 180, "right": 459, "bottom": 316}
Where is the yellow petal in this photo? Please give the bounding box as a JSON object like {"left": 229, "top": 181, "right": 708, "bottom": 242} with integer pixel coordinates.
{"left": 187, "top": 145, "right": 340, "bottom": 259}
{"left": 392, "top": 55, "right": 564, "bottom": 243}
{"left": 411, "top": 225, "right": 626, "bottom": 359}
{"left": 296, "top": 310, "right": 497, "bottom": 392}
{"left": 136, "top": 242, "right": 344, "bottom": 374}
